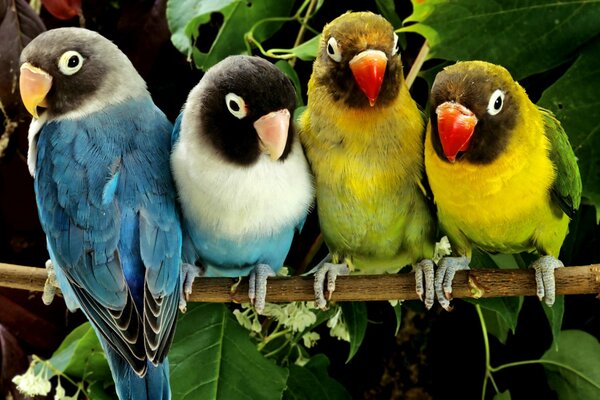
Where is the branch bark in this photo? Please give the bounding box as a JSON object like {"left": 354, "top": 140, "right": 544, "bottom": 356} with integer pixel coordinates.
{"left": 1, "top": 262, "right": 599, "bottom": 303}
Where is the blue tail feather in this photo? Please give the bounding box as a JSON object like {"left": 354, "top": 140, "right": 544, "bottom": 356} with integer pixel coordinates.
{"left": 103, "top": 341, "right": 171, "bottom": 400}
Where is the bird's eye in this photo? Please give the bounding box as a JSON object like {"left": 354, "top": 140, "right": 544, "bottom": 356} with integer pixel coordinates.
{"left": 392, "top": 33, "right": 400, "bottom": 56}
{"left": 225, "top": 93, "right": 247, "bottom": 119}
{"left": 326, "top": 37, "right": 342, "bottom": 62}
{"left": 58, "top": 50, "right": 84, "bottom": 76}
{"left": 486, "top": 89, "right": 505, "bottom": 116}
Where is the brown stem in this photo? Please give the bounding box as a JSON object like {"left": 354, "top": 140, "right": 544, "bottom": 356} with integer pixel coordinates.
{"left": 405, "top": 41, "right": 429, "bottom": 90}
{"left": 1, "top": 263, "right": 599, "bottom": 303}
{"left": 289, "top": 0, "right": 318, "bottom": 68}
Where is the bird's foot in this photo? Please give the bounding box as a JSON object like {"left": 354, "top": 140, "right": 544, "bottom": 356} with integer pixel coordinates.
{"left": 179, "top": 262, "right": 204, "bottom": 312}
{"left": 531, "top": 255, "right": 563, "bottom": 306}
{"left": 435, "top": 256, "right": 470, "bottom": 311}
{"left": 314, "top": 262, "right": 350, "bottom": 310}
{"left": 249, "top": 264, "right": 276, "bottom": 314}
{"left": 42, "top": 259, "right": 59, "bottom": 306}
{"left": 414, "top": 259, "right": 435, "bottom": 310}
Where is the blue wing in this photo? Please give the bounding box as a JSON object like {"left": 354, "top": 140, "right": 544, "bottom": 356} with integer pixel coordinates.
{"left": 35, "top": 98, "right": 181, "bottom": 374}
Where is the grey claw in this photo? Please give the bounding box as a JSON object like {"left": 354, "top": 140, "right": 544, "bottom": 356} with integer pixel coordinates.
{"left": 249, "top": 264, "right": 275, "bottom": 314}
{"left": 531, "top": 255, "right": 563, "bottom": 306}
{"left": 42, "top": 259, "right": 59, "bottom": 306}
{"left": 414, "top": 259, "right": 435, "bottom": 310}
{"left": 179, "top": 262, "right": 204, "bottom": 312}
{"left": 435, "top": 256, "right": 470, "bottom": 311}
{"left": 314, "top": 262, "right": 350, "bottom": 310}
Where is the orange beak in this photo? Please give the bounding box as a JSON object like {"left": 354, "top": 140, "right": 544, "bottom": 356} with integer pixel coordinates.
{"left": 436, "top": 102, "right": 478, "bottom": 162}
{"left": 254, "top": 109, "right": 290, "bottom": 161}
{"left": 19, "top": 63, "right": 52, "bottom": 119}
{"left": 349, "top": 49, "right": 387, "bottom": 107}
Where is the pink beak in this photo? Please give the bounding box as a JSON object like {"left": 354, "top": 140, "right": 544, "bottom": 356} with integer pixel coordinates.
{"left": 253, "top": 109, "right": 290, "bottom": 161}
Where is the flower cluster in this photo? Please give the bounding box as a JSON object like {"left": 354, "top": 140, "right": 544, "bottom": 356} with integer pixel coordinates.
{"left": 12, "top": 359, "right": 51, "bottom": 397}
{"left": 12, "top": 357, "right": 81, "bottom": 399}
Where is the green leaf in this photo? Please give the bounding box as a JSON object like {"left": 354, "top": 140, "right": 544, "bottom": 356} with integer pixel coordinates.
{"left": 87, "top": 381, "right": 117, "bottom": 400}
{"left": 542, "top": 295, "right": 565, "bottom": 349}
{"left": 275, "top": 60, "right": 304, "bottom": 106}
{"left": 166, "top": 0, "right": 238, "bottom": 55}
{"left": 169, "top": 303, "right": 288, "bottom": 400}
{"left": 294, "top": 106, "right": 307, "bottom": 123}
{"left": 375, "top": 0, "right": 402, "bottom": 28}
{"left": 289, "top": 34, "right": 320, "bottom": 61}
{"left": 42, "top": 322, "right": 112, "bottom": 383}
{"left": 341, "top": 302, "right": 367, "bottom": 363}
{"left": 401, "top": 0, "right": 600, "bottom": 80}
{"left": 167, "top": 0, "right": 295, "bottom": 70}
{"left": 284, "top": 355, "right": 351, "bottom": 400}
{"left": 493, "top": 391, "right": 512, "bottom": 400}
{"left": 538, "top": 38, "right": 600, "bottom": 216}
{"left": 466, "top": 297, "right": 523, "bottom": 344}
{"left": 542, "top": 330, "right": 600, "bottom": 398}
{"left": 465, "top": 250, "right": 523, "bottom": 343}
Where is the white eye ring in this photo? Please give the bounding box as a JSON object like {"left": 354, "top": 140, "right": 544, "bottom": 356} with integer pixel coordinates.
{"left": 392, "top": 33, "right": 400, "bottom": 56}
{"left": 225, "top": 93, "right": 247, "bottom": 119}
{"left": 58, "top": 50, "right": 84, "bottom": 76}
{"left": 326, "top": 36, "right": 342, "bottom": 62}
{"left": 487, "top": 89, "right": 505, "bottom": 116}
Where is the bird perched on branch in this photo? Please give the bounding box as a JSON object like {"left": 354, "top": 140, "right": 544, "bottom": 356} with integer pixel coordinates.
{"left": 19, "top": 28, "right": 181, "bottom": 399}
{"left": 425, "top": 60, "right": 582, "bottom": 309}
{"left": 171, "top": 55, "right": 314, "bottom": 314}
{"left": 299, "top": 11, "right": 436, "bottom": 309}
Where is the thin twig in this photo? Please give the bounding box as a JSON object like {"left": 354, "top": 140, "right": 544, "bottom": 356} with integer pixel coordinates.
{"left": 289, "top": 0, "right": 318, "bottom": 68}
{"left": 405, "top": 40, "right": 429, "bottom": 89}
{"left": 1, "top": 263, "right": 599, "bottom": 303}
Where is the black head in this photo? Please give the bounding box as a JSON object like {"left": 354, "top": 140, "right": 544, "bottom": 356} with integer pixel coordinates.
{"left": 196, "top": 56, "right": 297, "bottom": 166}
{"left": 314, "top": 11, "right": 402, "bottom": 109}
{"left": 429, "top": 61, "right": 520, "bottom": 164}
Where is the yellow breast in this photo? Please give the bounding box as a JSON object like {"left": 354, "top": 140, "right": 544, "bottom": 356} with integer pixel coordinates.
{"left": 424, "top": 104, "right": 566, "bottom": 256}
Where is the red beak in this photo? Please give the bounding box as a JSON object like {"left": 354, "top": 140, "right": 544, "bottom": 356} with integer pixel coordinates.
{"left": 436, "top": 102, "right": 478, "bottom": 162}
{"left": 349, "top": 49, "right": 387, "bottom": 107}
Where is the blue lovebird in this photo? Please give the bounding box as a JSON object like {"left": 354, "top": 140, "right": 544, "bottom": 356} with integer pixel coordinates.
{"left": 171, "top": 55, "right": 314, "bottom": 313}
{"left": 19, "top": 28, "right": 181, "bottom": 400}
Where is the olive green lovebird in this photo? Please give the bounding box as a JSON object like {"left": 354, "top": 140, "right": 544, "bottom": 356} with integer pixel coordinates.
{"left": 425, "top": 61, "right": 582, "bottom": 310}
{"left": 299, "top": 12, "right": 436, "bottom": 309}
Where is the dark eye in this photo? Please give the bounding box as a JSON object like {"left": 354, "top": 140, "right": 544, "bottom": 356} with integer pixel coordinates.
{"left": 58, "top": 50, "right": 84, "bottom": 75}
{"left": 487, "top": 89, "right": 504, "bottom": 116}
{"left": 68, "top": 55, "right": 79, "bottom": 68}
{"left": 228, "top": 99, "right": 240, "bottom": 112}
{"left": 225, "top": 92, "right": 247, "bottom": 119}
{"left": 326, "top": 37, "right": 342, "bottom": 62}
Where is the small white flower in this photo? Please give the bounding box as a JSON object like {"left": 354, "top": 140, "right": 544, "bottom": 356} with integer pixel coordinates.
{"left": 302, "top": 332, "right": 320, "bottom": 348}
{"left": 251, "top": 316, "right": 262, "bottom": 333}
{"left": 262, "top": 303, "right": 287, "bottom": 322}
{"left": 54, "top": 380, "right": 79, "bottom": 400}
{"left": 294, "top": 352, "right": 310, "bottom": 367}
{"left": 285, "top": 302, "right": 317, "bottom": 332}
{"left": 12, "top": 360, "right": 52, "bottom": 397}
{"left": 327, "top": 307, "right": 350, "bottom": 342}
{"left": 433, "top": 236, "right": 452, "bottom": 263}
{"left": 54, "top": 382, "right": 66, "bottom": 399}
{"left": 233, "top": 309, "right": 253, "bottom": 331}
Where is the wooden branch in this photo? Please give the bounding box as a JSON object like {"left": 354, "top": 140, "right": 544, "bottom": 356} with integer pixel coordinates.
{"left": 1, "top": 263, "right": 599, "bottom": 303}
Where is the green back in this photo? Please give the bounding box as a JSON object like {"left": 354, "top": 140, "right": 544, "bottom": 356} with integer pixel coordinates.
{"left": 540, "top": 107, "right": 582, "bottom": 217}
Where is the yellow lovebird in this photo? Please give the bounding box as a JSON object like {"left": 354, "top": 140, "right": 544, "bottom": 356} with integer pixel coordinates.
{"left": 425, "top": 61, "right": 582, "bottom": 310}
{"left": 300, "top": 11, "right": 436, "bottom": 309}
